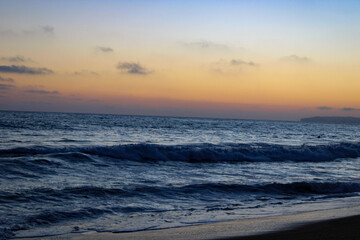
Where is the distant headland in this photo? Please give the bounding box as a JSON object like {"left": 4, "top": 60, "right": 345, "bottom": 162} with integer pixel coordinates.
{"left": 300, "top": 116, "right": 360, "bottom": 124}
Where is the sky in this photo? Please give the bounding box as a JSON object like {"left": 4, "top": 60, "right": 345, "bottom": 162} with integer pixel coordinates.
{"left": 0, "top": 0, "right": 359, "bottom": 120}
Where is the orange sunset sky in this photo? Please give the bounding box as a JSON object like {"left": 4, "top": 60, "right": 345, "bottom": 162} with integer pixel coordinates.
{"left": 0, "top": 0, "right": 359, "bottom": 120}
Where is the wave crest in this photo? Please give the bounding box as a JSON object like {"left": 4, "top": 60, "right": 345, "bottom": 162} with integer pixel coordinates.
{"left": 1, "top": 142, "right": 360, "bottom": 163}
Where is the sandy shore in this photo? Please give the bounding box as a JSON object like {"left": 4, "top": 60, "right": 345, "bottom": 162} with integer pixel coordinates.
{"left": 13, "top": 204, "right": 360, "bottom": 240}
{"left": 224, "top": 215, "right": 360, "bottom": 240}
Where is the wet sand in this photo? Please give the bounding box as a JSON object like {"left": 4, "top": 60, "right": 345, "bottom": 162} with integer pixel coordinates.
{"left": 13, "top": 204, "right": 360, "bottom": 240}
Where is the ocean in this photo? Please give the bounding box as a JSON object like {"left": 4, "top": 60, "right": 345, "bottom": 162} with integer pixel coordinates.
{"left": 1, "top": 111, "right": 360, "bottom": 239}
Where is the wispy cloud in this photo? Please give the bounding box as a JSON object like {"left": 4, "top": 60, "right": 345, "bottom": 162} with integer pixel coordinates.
{"left": 0, "top": 65, "right": 53, "bottom": 75}
{"left": 281, "top": 55, "right": 311, "bottom": 63}
{"left": 0, "top": 29, "right": 17, "bottom": 37}
{"left": 41, "top": 25, "right": 54, "bottom": 35}
{"left": 216, "top": 59, "right": 258, "bottom": 67}
{"left": 117, "top": 62, "right": 152, "bottom": 75}
{"left": 317, "top": 106, "right": 360, "bottom": 111}
{"left": 230, "top": 59, "right": 258, "bottom": 66}
{"left": 211, "top": 58, "right": 258, "bottom": 74}
{"left": 0, "top": 76, "right": 15, "bottom": 82}
{"left": 0, "top": 84, "right": 14, "bottom": 90}
{"left": 25, "top": 89, "right": 59, "bottom": 95}
{"left": 24, "top": 25, "right": 55, "bottom": 36}
{"left": 0, "top": 55, "right": 35, "bottom": 63}
{"left": 341, "top": 107, "right": 360, "bottom": 111}
{"left": 95, "top": 46, "right": 114, "bottom": 53}
{"left": 183, "top": 41, "right": 228, "bottom": 50}
{"left": 317, "top": 106, "right": 333, "bottom": 110}
{"left": 0, "top": 25, "right": 55, "bottom": 37}
{"left": 72, "top": 70, "right": 99, "bottom": 76}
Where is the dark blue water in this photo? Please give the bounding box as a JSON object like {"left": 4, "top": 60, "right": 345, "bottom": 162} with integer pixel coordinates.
{"left": 1, "top": 111, "right": 360, "bottom": 239}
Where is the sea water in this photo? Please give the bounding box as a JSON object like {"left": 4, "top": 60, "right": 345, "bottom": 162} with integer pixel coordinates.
{"left": 1, "top": 111, "right": 360, "bottom": 239}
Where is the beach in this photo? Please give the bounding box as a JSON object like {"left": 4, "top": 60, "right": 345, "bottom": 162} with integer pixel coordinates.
{"left": 13, "top": 204, "right": 360, "bottom": 240}
{"left": 2, "top": 0, "right": 360, "bottom": 238}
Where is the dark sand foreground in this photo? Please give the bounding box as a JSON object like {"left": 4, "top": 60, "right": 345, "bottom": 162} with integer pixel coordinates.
{"left": 14, "top": 204, "right": 360, "bottom": 240}
{"left": 224, "top": 215, "right": 360, "bottom": 240}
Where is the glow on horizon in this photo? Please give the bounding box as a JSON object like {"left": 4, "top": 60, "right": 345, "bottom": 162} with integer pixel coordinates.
{"left": 0, "top": 0, "right": 359, "bottom": 120}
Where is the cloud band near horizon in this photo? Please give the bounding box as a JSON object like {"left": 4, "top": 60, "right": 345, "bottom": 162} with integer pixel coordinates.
{"left": 0, "top": 65, "right": 53, "bottom": 75}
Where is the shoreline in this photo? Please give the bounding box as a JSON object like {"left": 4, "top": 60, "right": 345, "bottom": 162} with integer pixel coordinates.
{"left": 13, "top": 204, "right": 360, "bottom": 240}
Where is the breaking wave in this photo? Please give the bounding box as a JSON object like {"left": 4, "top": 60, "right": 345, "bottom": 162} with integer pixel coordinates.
{"left": 1, "top": 142, "right": 360, "bottom": 163}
